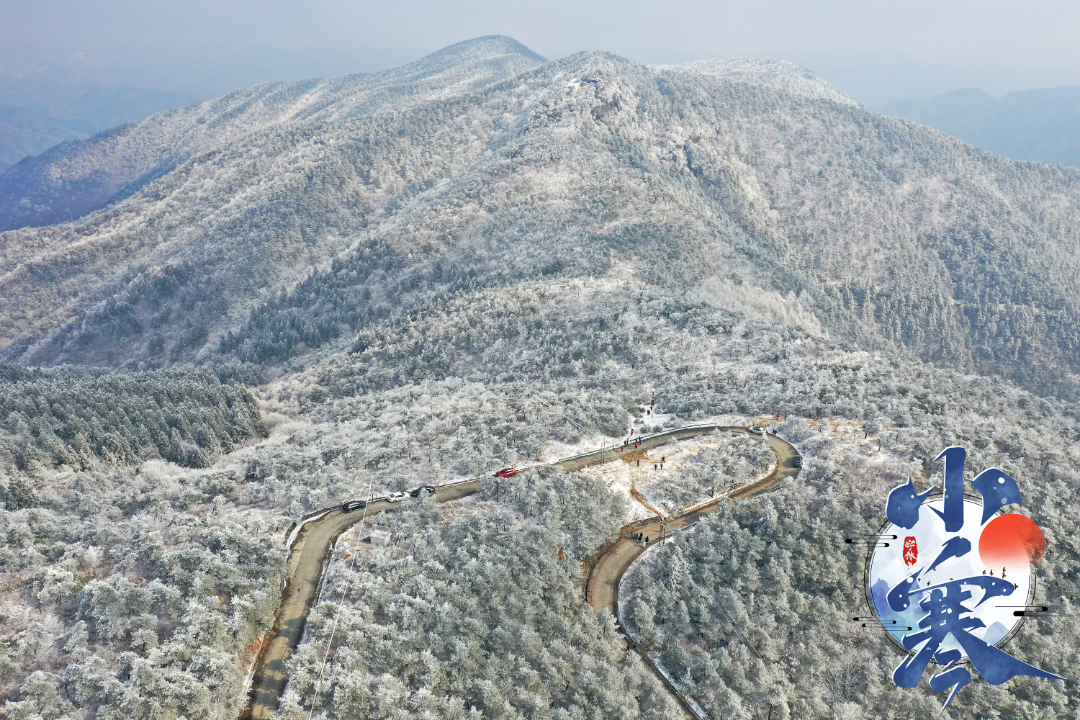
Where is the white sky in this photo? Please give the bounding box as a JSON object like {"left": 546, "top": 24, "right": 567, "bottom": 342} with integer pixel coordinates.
{"left": 4, "top": 0, "right": 1079, "bottom": 104}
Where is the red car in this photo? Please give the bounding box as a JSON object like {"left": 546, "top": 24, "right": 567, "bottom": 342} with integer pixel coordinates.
{"left": 494, "top": 467, "right": 518, "bottom": 478}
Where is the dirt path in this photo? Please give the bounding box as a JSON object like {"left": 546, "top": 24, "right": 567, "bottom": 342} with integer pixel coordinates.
{"left": 584, "top": 433, "right": 798, "bottom": 607}
{"left": 246, "top": 479, "right": 481, "bottom": 719}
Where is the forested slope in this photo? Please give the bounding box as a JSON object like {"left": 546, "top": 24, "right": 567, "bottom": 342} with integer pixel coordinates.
{"left": 0, "top": 365, "right": 265, "bottom": 473}
{"left": 662, "top": 59, "right": 1080, "bottom": 397}
{"left": 277, "top": 471, "right": 681, "bottom": 719}
{"left": 2, "top": 230, "right": 1079, "bottom": 718}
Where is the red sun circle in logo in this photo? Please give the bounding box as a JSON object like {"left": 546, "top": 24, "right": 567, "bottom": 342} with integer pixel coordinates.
{"left": 978, "top": 513, "right": 1046, "bottom": 576}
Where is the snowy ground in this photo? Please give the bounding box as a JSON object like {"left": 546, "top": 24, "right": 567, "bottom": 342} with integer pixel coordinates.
{"left": 571, "top": 415, "right": 781, "bottom": 520}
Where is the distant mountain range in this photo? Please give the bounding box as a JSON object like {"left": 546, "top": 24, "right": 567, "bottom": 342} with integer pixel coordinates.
{"left": 883, "top": 85, "right": 1080, "bottom": 167}
{"left": 0, "top": 106, "right": 92, "bottom": 173}
{"left": 0, "top": 36, "right": 1078, "bottom": 402}
{"left": 0, "top": 75, "right": 193, "bottom": 174}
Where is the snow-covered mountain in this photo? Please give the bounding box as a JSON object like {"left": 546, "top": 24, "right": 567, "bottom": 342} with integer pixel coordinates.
{"left": 1, "top": 36, "right": 1078, "bottom": 401}
{"left": 1, "top": 37, "right": 1079, "bottom": 720}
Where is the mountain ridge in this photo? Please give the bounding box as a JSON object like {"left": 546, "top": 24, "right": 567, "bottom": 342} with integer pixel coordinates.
{"left": 0, "top": 36, "right": 546, "bottom": 231}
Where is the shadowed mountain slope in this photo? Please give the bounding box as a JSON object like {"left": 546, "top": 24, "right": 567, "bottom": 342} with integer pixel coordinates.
{"left": 0, "top": 40, "right": 1078, "bottom": 400}
{"left": 0, "top": 106, "right": 91, "bottom": 175}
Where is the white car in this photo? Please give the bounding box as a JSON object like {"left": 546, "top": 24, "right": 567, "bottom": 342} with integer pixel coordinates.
{"left": 386, "top": 492, "right": 408, "bottom": 503}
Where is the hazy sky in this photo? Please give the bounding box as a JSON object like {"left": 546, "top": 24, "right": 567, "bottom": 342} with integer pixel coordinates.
{"left": 4, "top": 0, "right": 1080, "bottom": 104}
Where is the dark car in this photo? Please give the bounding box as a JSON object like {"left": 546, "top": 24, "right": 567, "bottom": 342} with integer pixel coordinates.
{"left": 792, "top": 456, "right": 803, "bottom": 468}
{"left": 494, "top": 467, "right": 518, "bottom": 478}
{"left": 342, "top": 500, "right": 367, "bottom": 512}
{"left": 410, "top": 485, "right": 436, "bottom": 498}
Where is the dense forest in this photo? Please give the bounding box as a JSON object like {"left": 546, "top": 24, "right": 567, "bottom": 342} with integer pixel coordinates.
{"left": 0, "top": 365, "right": 265, "bottom": 474}
{"left": 0, "top": 450, "right": 288, "bottom": 718}
{"left": 0, "top": 263, "right": 1077, "bottom": 718}
{"left": 1, "top": 233, "right": 1078, "bottom": 719}
{"left": 276, "top": 471, "right": 681, "bottom": 719}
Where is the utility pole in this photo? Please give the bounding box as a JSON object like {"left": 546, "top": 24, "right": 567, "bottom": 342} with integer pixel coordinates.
{"left": 659, "top": 517, "right": 671, "bottom": 544}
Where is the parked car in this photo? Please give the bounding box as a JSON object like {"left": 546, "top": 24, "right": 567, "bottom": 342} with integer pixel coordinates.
{"left": 386, "top": 491, "right": 408, "bottom": 503}
{"left": 494, "top": 467, "right": 518, "bottom": 478}
{"left": 792, "top": 456, "right": 803, "bottom": 468}
{"left": 410, "top": 485, "right": 436, "bottom": 498}
{"left": 748, "top": 426, "right": 765, "bottom": 436}
{"left": 342, "top": 500, "right": 367, "bottom": 512}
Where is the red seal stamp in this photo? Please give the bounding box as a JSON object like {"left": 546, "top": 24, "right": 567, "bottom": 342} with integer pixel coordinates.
{"left": 903, "top": 536, "right": 918, "bottom": 567}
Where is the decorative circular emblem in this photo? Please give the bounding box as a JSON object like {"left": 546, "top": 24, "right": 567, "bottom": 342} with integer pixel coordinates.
{"left": 867, "top": 495, "right": 1036, "bottom": 656}
{"left": 862, "top": 447, "right": 1061, "bottom": 712}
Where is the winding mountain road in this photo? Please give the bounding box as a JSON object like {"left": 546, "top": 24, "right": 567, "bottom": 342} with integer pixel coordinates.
{"left": 244, "top": 424, "right": 799, "bottom": 719}
{"left": 585, "top": 428, "right": 799, "bottom": 614}
{"left": 583, "top": 429, "right": 800, "bottom": 719}
{"left": 246, "top": 480, "right": 482, "bottom": 719}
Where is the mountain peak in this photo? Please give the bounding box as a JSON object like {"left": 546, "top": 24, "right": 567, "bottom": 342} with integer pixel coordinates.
{"left": 405, "top": 36, "right": 546, "bottom": 74}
